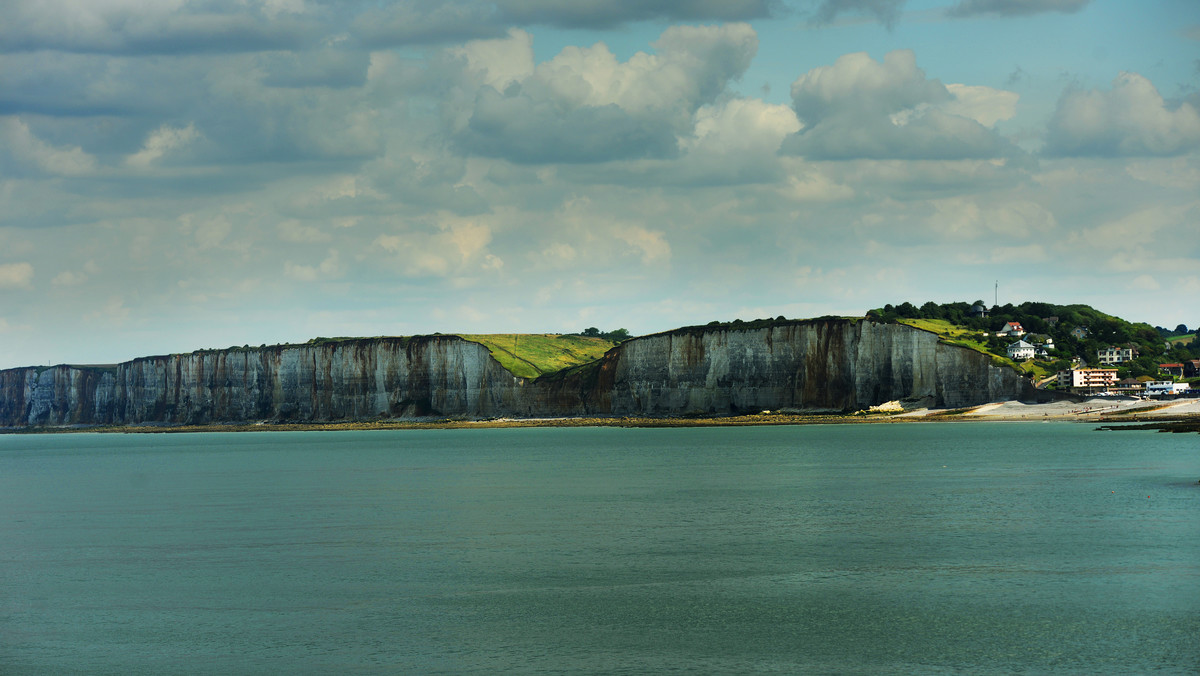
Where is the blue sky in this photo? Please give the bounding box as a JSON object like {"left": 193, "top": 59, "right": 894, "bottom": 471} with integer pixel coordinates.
{"left": 1, "top": 0, "right": 1198, "bottom": 368}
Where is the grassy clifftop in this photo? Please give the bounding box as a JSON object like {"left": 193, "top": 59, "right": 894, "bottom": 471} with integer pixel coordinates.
{"left": 457, "top": 334, "right": 617, "bottom": 379}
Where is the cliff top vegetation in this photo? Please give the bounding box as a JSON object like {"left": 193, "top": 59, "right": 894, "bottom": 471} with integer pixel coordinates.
{"left": 457, "top": 334, "right": 617, "bottom": 379}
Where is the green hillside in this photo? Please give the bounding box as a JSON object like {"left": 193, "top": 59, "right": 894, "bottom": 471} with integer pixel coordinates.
{"left": 876, "top": 301, "right": 1199, "bottom": 381}
{"left": 457, "top": 334, "right": 617, "bottom": 379}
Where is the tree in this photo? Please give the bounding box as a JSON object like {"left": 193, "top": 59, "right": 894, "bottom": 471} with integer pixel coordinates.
{"left": 606, "top": 328, "right": 631, "bottom": 342}
{"left": 581, "top": 327, "right": 601, "bottom": 337}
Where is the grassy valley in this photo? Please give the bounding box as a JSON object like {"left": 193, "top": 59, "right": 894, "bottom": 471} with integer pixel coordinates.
{"left": 456, "top": 334, "right": 618, "bottom": 379}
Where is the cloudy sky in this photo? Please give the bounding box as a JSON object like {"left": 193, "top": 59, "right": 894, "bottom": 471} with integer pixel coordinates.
{"left": 1, "top": 0, "right": 1198, "bottom": 368}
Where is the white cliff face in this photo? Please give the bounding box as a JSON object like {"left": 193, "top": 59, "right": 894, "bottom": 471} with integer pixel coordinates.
{"left": 590, "top": 320, "right": 1030, "bottom": 414}
{"left": 0, "top": 321, "right": 1031, "bottom": 427}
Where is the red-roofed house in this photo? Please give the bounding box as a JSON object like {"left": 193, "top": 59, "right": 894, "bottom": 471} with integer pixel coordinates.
{"left": 997, "top": 322, "right": 1025, "bottom": 337}
{"left": 1159, "top": 363, "right": 1184, "bottom": 377}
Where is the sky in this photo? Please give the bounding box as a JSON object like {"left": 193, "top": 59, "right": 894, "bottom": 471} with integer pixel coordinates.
{"left": 1, "top": 0, "right": 1199, "bottom": 369}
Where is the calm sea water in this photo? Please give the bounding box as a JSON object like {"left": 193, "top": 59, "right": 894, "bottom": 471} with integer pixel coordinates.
{"left": 1, "top": 423, "right": 1197, "bottom": 674}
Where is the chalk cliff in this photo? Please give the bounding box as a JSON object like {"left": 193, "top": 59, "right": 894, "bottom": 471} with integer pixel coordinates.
{"left": 0, "top": 319, "right": 1032, "bottom": 427}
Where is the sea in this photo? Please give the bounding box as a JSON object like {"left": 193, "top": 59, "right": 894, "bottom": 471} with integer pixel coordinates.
{"left": 1, "top": 422, "right": 1197, "bottom": 674}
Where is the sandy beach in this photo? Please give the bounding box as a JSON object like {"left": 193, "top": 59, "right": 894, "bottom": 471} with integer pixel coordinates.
{"left": 6, "top": 395, "right": 1197, "bottom": 434}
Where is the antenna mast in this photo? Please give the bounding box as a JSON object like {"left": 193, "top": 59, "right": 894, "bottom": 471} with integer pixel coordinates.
{"left": 994, "top": 280, "right": 998, "bottom": 307}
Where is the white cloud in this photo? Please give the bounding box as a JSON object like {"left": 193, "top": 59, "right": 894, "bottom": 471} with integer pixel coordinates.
{"left": 1, "top": 117, "right": 97, "bottom": 176}
{"left": 126, "top": 122, "right": 200, "bottom": 168}
{"left": 686, "top": 98, "right": 801, "bottom": 155}
{"left": 51, "top": 270, "right": 87, "bottom": 287}
{"left": 284, "top": 249, "right": 340, "bottom": 281}
{"left": 615, "top": 226, "right": 671, "bottom": 265}
{"left": 928, "top": 197, "right": 1057, "bottom": 240}
{"left": 452, "top": 23, "right": 758, "bottom": 163}
{"left": 85, "top": 297, "right": 131, "bottom": 325}
{"left": 1130, "top": 274, "right": 1160, "bottom": 291}
{"left": 193, "top": 215, "right": 232, "bottom": 249}
{"left": 1044, "top": 72, "right": 1200, "bottom": 157}
{"left": 782, "top": 51, "right": 1013, "bottom": 160}
{"left": 0, "top": 262, "right": 34, "bottom": 289}
{"left": 369, "top": 218, "right": 498, "bottom": 278}
{"left": 943, "top": 84, "right": 1019, "bottom": 128}
{"left": 1125, "top": 158, "right": 1200, "bottom": 190}
{"left": 277, "top": 219, "right": 331, "bottom": 243}
{"left": 452, "top": 28, "right": 535, "bottom": 91}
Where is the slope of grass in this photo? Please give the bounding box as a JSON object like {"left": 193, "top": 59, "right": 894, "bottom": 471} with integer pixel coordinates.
{"left": 457, "top": 334, "right": 616, "bottom": 379}
{"left": 897, "top": 318, "right": 1017, "bottom": 369}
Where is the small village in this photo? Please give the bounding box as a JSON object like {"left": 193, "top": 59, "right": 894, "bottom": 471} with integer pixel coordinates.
{"left": 995, "top": 319, "right": 1197, "bottom": 398}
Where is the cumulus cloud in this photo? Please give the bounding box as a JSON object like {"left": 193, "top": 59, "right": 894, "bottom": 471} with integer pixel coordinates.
{"left": 0, "top": 262, "right": 34, "bottom": 289}
{"left": 1043, "top": 72, "right": 1200, "bottom": 157}
{"left": 781, "top": 50, "right": 1016, "bottom": 160}
{"left": 947, "top": 0, "right": 1092, "bottom": 18}
{"left": 452, "top": 24, "right": 758, "bottom": 164}
{"left": 1, "top": 117, "right": 97, "bottom": 176}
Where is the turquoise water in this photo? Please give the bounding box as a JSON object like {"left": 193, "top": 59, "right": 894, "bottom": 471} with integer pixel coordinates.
{"left": 1, "top": 423, "right": 1197, "bottom": 674}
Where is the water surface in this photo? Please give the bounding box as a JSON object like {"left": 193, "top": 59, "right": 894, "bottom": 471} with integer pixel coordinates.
{"left": 2, "top": 423, "right": 1197, "bottom": 673}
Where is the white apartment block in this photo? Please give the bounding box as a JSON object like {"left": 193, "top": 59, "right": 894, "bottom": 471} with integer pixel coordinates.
{"left": 1058, "top": 368, "right": 1118, "bottom": 392}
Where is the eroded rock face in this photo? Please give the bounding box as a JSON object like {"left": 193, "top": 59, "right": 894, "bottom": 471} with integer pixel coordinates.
{"left": 0, "top": 320, "right": 1031, "bottom": 427}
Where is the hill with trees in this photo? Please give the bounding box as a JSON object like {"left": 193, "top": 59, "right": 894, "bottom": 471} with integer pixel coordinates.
{"left": 868, "top": 301, "right": 1199, "bottom": 382}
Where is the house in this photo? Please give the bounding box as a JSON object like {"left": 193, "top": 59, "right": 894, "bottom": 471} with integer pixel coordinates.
{"left": 1071, "top": 327, "right": 1089, "bottom": 340}
{"left": 1027, "top": 335, "right": 1054, "bottom": 357}
{"left": 1185, "top": 360, "right": 1200, "bottom": 378}
{"left": 1058, "top": 368, "right": 1117, "bottom": 393}
{"left": 1158, "top": 363, "right": 1184, "bottom": 377}
{"left": 997, "top": 321, "right": 1025, "bottom": 337}
{"left": 1046, "top": 316, "right": 1059, "bottom": 327}
{"left": 1097, "top": 345, "right": 1137, "bottom": 365}
{"left": 1007, "top": 340, "right": 1036, "bottom": 361}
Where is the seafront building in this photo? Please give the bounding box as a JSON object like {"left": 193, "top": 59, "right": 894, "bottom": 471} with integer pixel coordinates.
{"left": 1057, "top": 368, "right": 1118, "bottom": 394}
{"left": 1144, "top": 381, "right": 1191, "bottom": 396}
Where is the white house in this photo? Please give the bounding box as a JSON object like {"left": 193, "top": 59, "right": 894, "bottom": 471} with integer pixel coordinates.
{"left": 1006, "top": 340, "right": 1036, "bottom": 361}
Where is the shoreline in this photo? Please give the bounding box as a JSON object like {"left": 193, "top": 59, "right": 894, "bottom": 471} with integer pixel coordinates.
{"left": 5, "top": 398, "right": 1199, "bottom": 434}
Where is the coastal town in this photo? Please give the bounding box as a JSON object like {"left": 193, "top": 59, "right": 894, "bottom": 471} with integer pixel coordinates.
{"left": 870, "top": 300, "right": 1199, "bottom": 401}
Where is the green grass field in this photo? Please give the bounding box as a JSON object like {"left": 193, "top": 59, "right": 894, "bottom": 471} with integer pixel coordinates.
{"left": 456, "top": 334, "right": 617, "bottom": 379}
